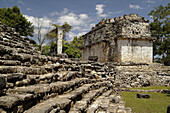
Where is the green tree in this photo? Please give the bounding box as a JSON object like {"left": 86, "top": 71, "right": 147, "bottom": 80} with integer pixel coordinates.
{"left": 148, "top": 3, "right": 170, "bottom": 65}
{"left": 41, "top": 45, "right": 51, "bottom": 56}
{"left": 40, "top": 36, "right": 83, "bottom": 58}
{"left": 0, "top": 6, "right": 34, "bottom": 37}
{"left": 64, "top": 36, "right": 83, "bottom": 58}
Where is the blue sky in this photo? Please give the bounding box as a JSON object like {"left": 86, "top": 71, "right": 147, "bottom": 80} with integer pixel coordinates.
{"left": 0, "top": 0, "right": 169, "bottom": 42}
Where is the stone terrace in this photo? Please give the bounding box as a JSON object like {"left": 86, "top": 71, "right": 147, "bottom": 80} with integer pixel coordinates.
{"left": 0, "top": 22, "right": 169, "bottom": 113}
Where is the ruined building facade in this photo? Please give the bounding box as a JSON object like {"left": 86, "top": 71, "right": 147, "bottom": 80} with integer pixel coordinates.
{"left": 82, "top": 14, "right": 155, "bottom": 63}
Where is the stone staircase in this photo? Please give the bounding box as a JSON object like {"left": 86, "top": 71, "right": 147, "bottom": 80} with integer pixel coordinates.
{"left": 0, "top": 22, "right": 132, "bottom": 113}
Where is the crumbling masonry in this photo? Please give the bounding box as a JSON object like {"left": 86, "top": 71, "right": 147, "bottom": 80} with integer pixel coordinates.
{"left": 82, "top": 14, "right": 155, "bottom": 63}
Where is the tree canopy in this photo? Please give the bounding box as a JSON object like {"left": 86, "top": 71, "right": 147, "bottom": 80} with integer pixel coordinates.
{"left": 0, "top": 6, "right": 34, "bottom": 37}
{"left": 148, "top": 3, "right": 170, "bottom": 65}
{"left": 64, "top": 36, "right": 83, "bottom": 58}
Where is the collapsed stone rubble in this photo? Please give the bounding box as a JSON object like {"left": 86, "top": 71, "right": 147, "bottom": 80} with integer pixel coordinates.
{"left": 0, "top": 19, "right": 169, "bottom": 113}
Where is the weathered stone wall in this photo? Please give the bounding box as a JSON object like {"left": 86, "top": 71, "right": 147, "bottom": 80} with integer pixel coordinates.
{"left": 117, "top": 38, "right": 153, "bottom": 63}
{"left": 82, "top": 14, "right": 155, "bottom": 63}
{"left": 82, "top": 41, "right": 109, "bottom": 62}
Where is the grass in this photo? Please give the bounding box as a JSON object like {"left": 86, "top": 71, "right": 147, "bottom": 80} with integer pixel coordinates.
{"left": 121, "top": 86, "right": 170, "bottom": 113}
{"left": 126, "top": 86, "right": 170, "bottom": 90}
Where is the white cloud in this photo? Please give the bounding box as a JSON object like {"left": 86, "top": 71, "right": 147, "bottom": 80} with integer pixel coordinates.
{"left": 26, "top": 8, "right": 31, "bottom": 11}
{"left": 67, "top": 32, "right": 86, "bottom": 41}
{"left": 57, "top": 12, "right": 90, "bottom": 27}
{"left": 50, "top": 8, "right": 69, "bottom": 16}
{"left": 95, "top": 4, "right": 107, "bottom": 17}
{"left": 61, "top": 8, "right": 69, "bottom": 15}
{"left": 34, "top": 28, "right": 50, "bottom": 36}
{"left": 79, "top": 14, "right": 89, "bottom": 19}
{"left": 24, "top": 15, "right": 53, "bottom": 42}
{"left": 50, "top": 11, "right": 59, "bottom": 16}
{"left": 129, "top": 4, "right": 143, "bottom": 9}
{"left": 18, "top": 0, "right": 24, "bottom": 5}
{"left": 89, "top": 23, "right": 95, "bottom": 29}
{"left": 57, "top": 13, "right": 81, "bottom": 26}
{"left": 24, "top": 15, "right": 52, "bottom": 28}
{"left": 24, "top": 11, "right": 93, "bottom": 41}
{"left": 67, "top": 32, "right": 76, "bottom": 41}
{"left": 77, "top": 32, "right": 86, "bottom": 37}
{"left": 145, "top": 0, "right": 155, "bottom": 3}
{"left": 108, "top": 10, "right": 124, "bottom": 15}
{"left": 54, "top": 8, "right": 96, "bottom": 40}
{"left": 72, "top": 26, "right": 81, "bottom": 31}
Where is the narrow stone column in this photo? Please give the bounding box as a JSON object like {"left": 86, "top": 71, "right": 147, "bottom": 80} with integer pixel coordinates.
{"left": 57, "top": 27, "right": 63, "bottom": 54}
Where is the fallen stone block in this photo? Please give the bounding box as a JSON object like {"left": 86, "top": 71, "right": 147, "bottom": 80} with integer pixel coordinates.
{"left": 137, "top": 93, "right": 150, "bottom": 99}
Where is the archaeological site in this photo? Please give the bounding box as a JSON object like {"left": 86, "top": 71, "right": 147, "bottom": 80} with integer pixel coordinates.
{"left": 0, "top": 14, "right": 169, "bottom": 113}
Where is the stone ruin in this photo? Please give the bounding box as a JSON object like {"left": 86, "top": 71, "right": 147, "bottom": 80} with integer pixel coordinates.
{"left": 0, "top": 18, "right": 169, "bottom": 113}
{"left": 82, "top": 14, "right": 155, "bottom": 64}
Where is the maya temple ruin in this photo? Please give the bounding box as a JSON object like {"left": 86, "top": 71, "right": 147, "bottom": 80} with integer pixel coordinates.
{"left": 0, "top": 14, "right": 169, "bottom": 113}
{"left": 82, "top": 14, "right": 154, "bottom": 63}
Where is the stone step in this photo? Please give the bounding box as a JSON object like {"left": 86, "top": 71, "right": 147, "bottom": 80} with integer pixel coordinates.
{"left": 69, "top": 87, "right": 108, "bottom": 113}
{"left": 24, "top": 81, "right": 110, "bottom": 113}
{"left": 119, "top": 71, "right": 157, "bottom": 75}
{"left": 58, "top": 81, "right": 109, "bottom": 102}
{"left": 57, "top": 71, "right": 81, "bottom": 81}
{"left": 0, "top": 60, "right": 21, "bottom": 66}
{"left": 24, "top": 96, "right": 72, "bottom": 113}
{"left": 0, "top": 45, "right": 47, "bottom": 65}
{"left": 0, "top": 93, "right": 35, "bottom": 112}
{"left": 0, "top": 66, "right": 48, "bottom": 74}
{"left": 7, "top": 77, "right": 89, "bottom": 95}
{"left": 0, "top": 51, "right": 60, "bottom": 66}
{"left": 2, "top": 73, "right": 58, "bottom": 89}
{"left": 0, "top": 64, "right": 66, "bottom": 75}
{"left": 5, "top": 71, "right": 81, "bottom": 88}
{"left": 2, "top": 70, "right": 87, "bottom": 89}
{"left": 0, "top": 30, "right": 33, "bottom": 44}
{"left": 0, "top": 78, "right": 90, "bottom": 113}
{"left": 86, "top": 89, "right": 114, "bottom": 113}
{"left": 24, "top": 84, "right": 94, "bottom": 113}
{"left": 0, "top": 37, "right": 34, "bottom": 50}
